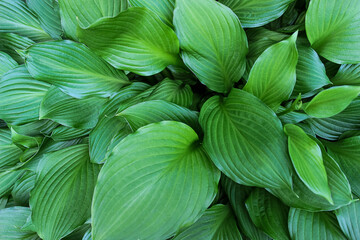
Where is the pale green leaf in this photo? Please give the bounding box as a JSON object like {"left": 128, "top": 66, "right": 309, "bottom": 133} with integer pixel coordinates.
{"left": 335, "top": 200, "right": 360, "bottom": 240}
{"left": 92, "top": 121, "right": 220, "bottom": 240}
{"left": 173, "top": 0, "right": 248, "bottom": 93}
{"left": 78, "top": 7, "right": 181, "bottom": 76}
{"left": 332, "top": 63, "right": 360, "bottom": 86}
{"left": 199, "top": 88, "right": 293, "bottom": 189}
{"left": 0, "top": 52, "right": 17, "bottom": 76}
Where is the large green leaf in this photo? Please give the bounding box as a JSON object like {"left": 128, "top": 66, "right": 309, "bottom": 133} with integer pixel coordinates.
{"left": 173, "top": 204, "right": 242, "bottom": 240}
{"left": 199, "top": 89, "right": 293, "bottom": 189}
{"left": 23, "top": 40, "right": 129, "bottom": 98}
{"left": 0, "top": 0, "right": 51, "bottom": 41}
{"left": 326, "top": 136, "right": 360, "bottom": 197}
{"left": 40, "top": 87, "right": 107, "bottom": 129}
{"left": 219, "top": 0, "right": 295, "bottom": 28}
{"left": 304, "top": 86, "right": 360, "bottom": 118}
{"left": 284, "top": 124, "right": 332, "bottom": 203}
{"left": 335, "top": 200, "right": 360, "bottom": 239}
{"left": 78, "top": 7, "right": 181, "bottom": 76}
{"left": 0, "top": 207, "right": 39, "bottom": 240}
{"left": 0, "top": 52, "right": 17, "bottom": 76}
{"left": 27, "top": 0, "right": 62, "bottom": 39}
{"left": 92, "top": 121, "right": 220, "bottom": 240}
{"left": 246, "top": 188, "right": 290, "bottom": 240}
{"left": 128, "top": 0, "right": 174, "bottom": 27}
{"left": 173, "top": 0, "right": 248, "bottom": 93}
{"left": 0, "top": 33, "right": 35, "bottom": 63}
{"left": 332, "top": 64, "right": 360, "bottom": 86}
{"left": 0, "top": 66, "right": 50, "bottom": 125}
{"left": 288, "top": 208, "right": 347, "bottom": 239}
{"left": 0, "top": 129, "right": 22, "bottom": 169}
{"left": 30, "top": 144, "right": 101, "bottom": 240}
{"left": 59, "top": 0, "right": 128, "bottom": 40}
{"left": 306, "top": 0, "right": 360, "bottom": 64}
{"left": 243, "top": 32, "right": 298, "bottom": 110}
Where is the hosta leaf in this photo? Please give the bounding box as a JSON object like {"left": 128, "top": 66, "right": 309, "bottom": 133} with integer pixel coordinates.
{"left": 27, "top": 0, "right": 62, "bottom": 39}
{"left": 59, "top": 0, "right": 128, "bottom": 40}
{"left": 304, "top": 86, "right": 360, "bottom": 118}
{"left": 117, "top": 100, "right": 200, "bottom": 132}
{"left": 0, "top": 33, "right": 35, "bottom": 63}
{"left": 92, "top": 121, "right": 220, "bottom": 240}
{"left": 0, "top": 0, "right": 51, "bottom": 41}
{"left": 219, "top": 0, "right": 295, "bottom": 28}
{"left": 332, "top": 64, "right": 360, "bottom": 86}
{"left": 284, "top": 124, "right": 332, "bottom": 203}
{"left": 0, "top": 129, "right": 22, "bottom": 169}
{"left": 128, "top": 0, "right": 174, "bottom": 27}
{"left": 326, "top": 136, "right": 360, "bottom": 197}
{"left": 221, "top": 177, "right": 270, "bottom": 240}
{"left": 82, "top": 229, "right": 91, "bottom": 240}
{"left": 10, "top": 120, "right": 58, "bottom": 139}
{"left": 0, "top": 197, "right": 7, "bottom": 209}
{"left": 246, "top": 188, "right": 290, "bottom": 240}
{"left": 11, "top": 128, "right": 43, "bottom": 149}
{"left": 243, "top": 32, "right": 298, "bottom": 110}
{"left": 0, "top": 207, "right": 39, "bottom": 240}
{"left": 0, "top": 66, "right": 50, "bottom": 125}
{"left": 335, "top": 200, "right": 360, "bottom": 239}
{"left": 11, "top": 171, "right": 36, "bottom": 206}
{"left": 173, "top": 204, "right": 242, "bottom": 240}
{"left": 0, "top": 170, "right": 23, "bottom": 198}
{"left": 51, "top": 126, "right": 90, "bottom": 141}
{"left": 23, "top": 40, "right": 129, "bottom": 98}
{"left": 306, "top": 0, "right": 360, "bottom": 64}
{"left": 63, "top": 224, "right": 90, "bottom": 240}
{"left": 306, "top": 98, "right": 360, "bottom": 140}
{"left": 0, "top": 52, "right": 17, "bottom": 76}
{"left": 78, "top": 7, "right": 181, "bottom": 76}
{"left": 199, "top": 89, "right": 293, "bottom": 189}
{"left": 288, "top": 208, "right": 347, "bottom": 240}
{"left": 40, "top": 87, "right": 107, "bottom": 129}
{"left": 173, "top": 0, "right": 248, "bottom": 93}
{"left": 30, "top": 144, "right": 101, "bottom": 240}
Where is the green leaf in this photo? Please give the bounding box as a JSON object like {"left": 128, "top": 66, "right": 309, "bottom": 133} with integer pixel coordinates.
{"left": 0, "top": 129, "right": 22, "bottom": 169}
{"left": 51, "top": 126, "right": 90, "bottom": 142}
{"left": 11, "top": 128, "right": 43, "bottom": 149}
{"left": 219, "top": 0, "right": 295, "bottom": 28}
{"left": 173, "top": 0, "right": 248, "bottom": 93}
{"left": 24, "top": 40, "right": 129, "bottom": 98}
{"left": 0, "top": 66, "right": 50, "bottom": 125}
{"left": 59, "top": 0, "right": 128, "bottom": 40}
{"left": 0, "top": 170, "right": 23, "bottom": 198}
{"left": 0, "top": 0, "right": 51, "bottom": 41}
{"left": 11, "top": 171, "right": 36, "bottom": 206}
{"left": 306, "top": 0, "right": 360, "bottom": 64}
{"left": 40, "top": 87, "right": 107, "bottom": 129}
{"left": 335, "top": 200, "right": 360, "bottom": 240}
{"left": 245, "top": 188, "right": 290, "bottom": 240}
{"left": 326, "top": 136, "right": 360, "bottom": 197}
{"left": 27, "top": 0, "right": 63, "bottom": 39}
{"left": 128, "top": 0, "right": 174, "bottom": 27}
{"left": 0, "top": 51, "right": 17, "bottom": 76}
{"left": 288, "top": 208, "right": 347, "bottom": 240}
{"left": 78, "top": 7, "right": 181, "bottom": 76}
{"left": 30, "top": 144, "right": 101, "bottom": 240}
{"left": 284, "top": 124, "right": 333, "bottom": 203}
{"left": 0, "top": 207, "right": 39, "bottom": 240}
{"left": 92, "top": 121, "right": 220, "bottom": 239}
{"left": 199, "top": 89, "right": 293, "bottom": 189}
{"left": 0, "top": 33, "right": 34, "bottom": 63}
{"left": 243, "top": 32, "right": 298, "bottom": 110}
{"left": 173, "top": 204, "right": 242, "bottom": 240}
{"left": 221, "top": 177, "right": 270, "bottom": 240}
{"left": 332, "top": 64, "right": 360, "bottom": 86}
{"left": 304, "top": 86, "right": 360, "bottom": 118}
{"left": 10, "top": 120, "right": 58, "bottom": 139}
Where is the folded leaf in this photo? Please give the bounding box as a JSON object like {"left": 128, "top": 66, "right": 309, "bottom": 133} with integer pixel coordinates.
{"left": 199, "top": 89, "right": 293, "bottom": 189}
{"left": 0, "top": 0, "right": 51, "bottom": 41}
{"left": 59, "top": 0, "right": 128, "bottom": 40}
{"left": 92, "top": 121, "right": 220, "bottom": 240}
{"left": 40, "top": 87, "right": 107, "bottom": 129}
{"left": 78, "top": 7, "right": 181, "bottom": 76}
{"left": 219, "top": 0, "right": 295, "bottom": 28}
{"left": 50, "top": 126, "right": 90, "bottom": 142}
{"left": 173, "top": 0, "right": 248, "bottom": 93}
{"left": 284, "top": 124, "right": 332, "bottom": 203}
{"left": 0, "top": 66, "right": 50, "bottom": 125}
{"left": 30, "top": 144, "right": 101, "bottom": 240}
{"left": 246, "top": 188, "right": 290, "bottom": 240}
{"left": 335, "top": 200, "right": 360, "bottom": 240}
{"left": 23, "top": 40, "right": 129, "bottom": 98}
{"left": 0, "top": 33, "right": 34, "bottom": 63}
{"left": 304, "top": 86, "right": 360, "bottom": 118}
{"left": 0, "top": 52, "right": 17, "bottom": 76}
{"left": 244, "top": 32, "right": 298, "bottom": 110}
{"left": 173, "top": 204, "right": 242, "bottom": 240}
{"left": 306, "top": 0, "right": 360, "bottom": 64}
{"left": 332, "top": 64, "right": 360, "bottom": 86}
{"left": 288, "top": 208, "right": 347, "bottom": 240}
{"left": 0, "top": 129, "right": 22, "bottom": 170}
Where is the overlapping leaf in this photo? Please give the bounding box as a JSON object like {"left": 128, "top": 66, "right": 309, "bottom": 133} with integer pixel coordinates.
{"left": 0, "top": 52, "right": 17, "bottom": 76}
{"left": 335, "top": 200, "right": 360, "bottom": 239}
{"left": 332, "top": 64, "right": 360, "bottom": 86}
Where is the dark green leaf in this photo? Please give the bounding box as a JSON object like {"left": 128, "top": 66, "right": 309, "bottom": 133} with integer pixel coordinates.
{"left": 11, "top": 171, "right": 36, "bottom": 206}
{"left": 51, "top": 126, "right": 90, "bottom": 142}
{"left": 332, "top": 63, "right": 360, "bottom": 86}
{"left": 335, "top": 200, "right": 360, "bottom": 240}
